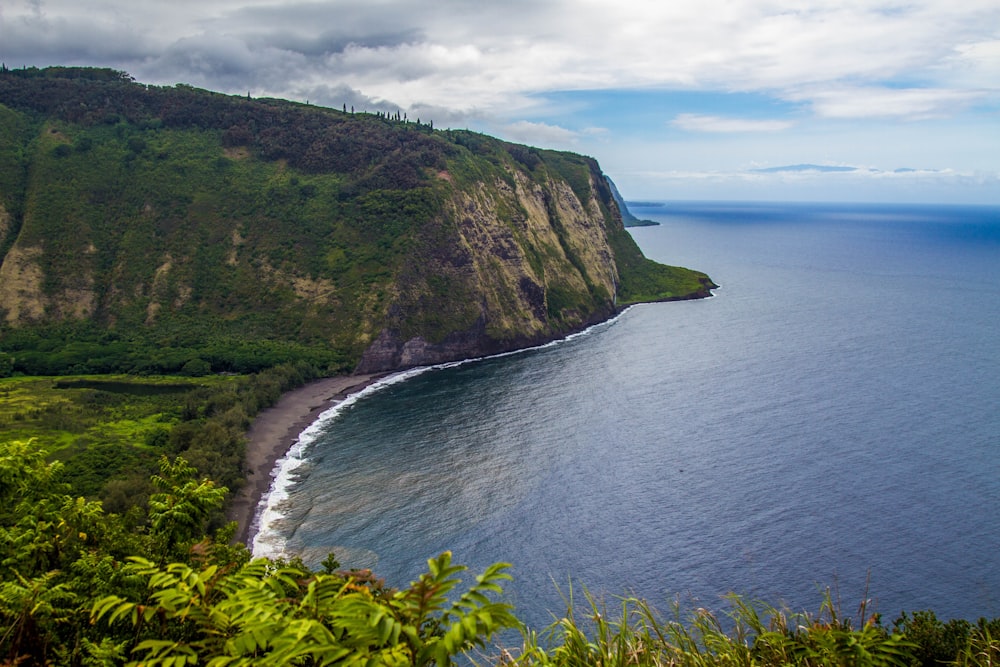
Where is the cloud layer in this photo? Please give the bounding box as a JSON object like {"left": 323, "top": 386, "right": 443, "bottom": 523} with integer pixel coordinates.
{"left": 5, "top": 0, "right": 997, "bottom": 118}
{"left": 3, "top": 0, "right": 998, "bottom": 201}
{"left": 671, "top": 114, "right": 794, "bottom": 133}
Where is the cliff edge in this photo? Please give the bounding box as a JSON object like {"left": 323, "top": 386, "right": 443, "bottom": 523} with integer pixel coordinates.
{"left": 0, "top": 67, "right": 714, "bottom": 376}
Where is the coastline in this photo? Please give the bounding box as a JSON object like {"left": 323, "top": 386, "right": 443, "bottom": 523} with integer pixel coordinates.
{"left": 228, "top": 288, "right": 719, "bottom": 549}
{"left": 228, "top": 373, "right": 385, "bottom": 545}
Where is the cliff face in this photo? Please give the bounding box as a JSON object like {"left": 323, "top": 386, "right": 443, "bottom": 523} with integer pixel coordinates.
{"left": 354, "top": 169, "right": 620, "bottom": 371}
{"left": 605, "top": 175, "right": 658, "bottom": 228}
{"left": 0, "top": 68, "right": 714, "bottom": 375}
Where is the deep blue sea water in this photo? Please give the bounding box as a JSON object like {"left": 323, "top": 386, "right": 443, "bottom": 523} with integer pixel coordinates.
{"left": 254, "top": 201, "right": 1000, "bottom": 630}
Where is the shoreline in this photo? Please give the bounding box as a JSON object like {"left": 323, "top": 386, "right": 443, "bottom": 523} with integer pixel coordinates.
{"left": 227, "top": 290, "right": 719, "bottom": 548}
{"left": 228, "top": 373, "right": 385, "bottom": 545}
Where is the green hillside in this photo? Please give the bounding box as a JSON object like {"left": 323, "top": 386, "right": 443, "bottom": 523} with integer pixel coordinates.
{"left": 0, "top": 67, "right": 714, "bottom": 377}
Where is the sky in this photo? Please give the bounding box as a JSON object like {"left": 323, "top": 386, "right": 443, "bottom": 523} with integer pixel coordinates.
{"left": 3, "top": 0, "right": 999, "bottom": 203}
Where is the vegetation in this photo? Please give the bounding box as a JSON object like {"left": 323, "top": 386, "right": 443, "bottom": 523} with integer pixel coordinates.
{"left": 4, "top": 65, "right": 990, "bottom": 667}
{"left": 0, "top": 437, "right": 516, "bottom": 665}
{"left": 0, "top": 66, "right": 713, "bottom": 377}
{"left": 24, "top": 67, "right": 999, "bottom": 666}
{"left": 0, "top": 362, "right": 320, "bottom": 504}
{"left": 2, "top": 436, "right": 998, "bottom": 665}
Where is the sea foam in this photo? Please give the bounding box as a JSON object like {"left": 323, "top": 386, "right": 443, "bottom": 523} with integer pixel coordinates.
{"left": 249, "top": 313, "right": 631, "bottom": 559}
{"left": 250, "top": 368, "right": 430, "bottom": 559}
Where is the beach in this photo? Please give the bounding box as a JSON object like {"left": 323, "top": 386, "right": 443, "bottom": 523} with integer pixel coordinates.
{"left": 228, "top": 373, "right": 385, "bottom": 545}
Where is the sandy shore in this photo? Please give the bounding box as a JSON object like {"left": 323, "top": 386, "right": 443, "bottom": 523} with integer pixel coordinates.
{"left": 228, "top": 373, "right": 385, "bottom": 546}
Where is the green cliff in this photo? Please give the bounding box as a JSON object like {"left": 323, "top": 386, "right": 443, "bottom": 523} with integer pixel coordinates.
{"left": 0, "top": 67, "right": 714, "bottom": 375}
{"left": 605, "top": 175, "right": 659, "bottom": 227}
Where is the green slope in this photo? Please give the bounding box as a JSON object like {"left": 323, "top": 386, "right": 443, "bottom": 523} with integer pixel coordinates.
{"left": 0, "top": 67, "right": 714, "bottom": 376}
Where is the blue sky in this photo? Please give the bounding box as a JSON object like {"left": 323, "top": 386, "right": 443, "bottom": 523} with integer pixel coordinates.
{"left": 3, "top": 0, "right": 998, "bottom": 203}
{"left": 514, "top": 88, "right": 1000, "bottom": 203}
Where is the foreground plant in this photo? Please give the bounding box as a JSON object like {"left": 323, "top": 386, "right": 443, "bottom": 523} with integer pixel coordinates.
{"left": 93, "top": 551, "right": 517, "bottom": 666}
{"left": 894, "top": 610, "right": 1000, "bottom": 667}
{"left": 504, "top": 587, "right": 917, "bottom": 667}
{"left": 2, "top": 437, "right": 996, "bottom": 666}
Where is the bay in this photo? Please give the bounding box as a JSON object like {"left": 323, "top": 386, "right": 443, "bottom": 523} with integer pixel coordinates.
{"left": 254, "top": 201, "right": 1000, "bottom": 630}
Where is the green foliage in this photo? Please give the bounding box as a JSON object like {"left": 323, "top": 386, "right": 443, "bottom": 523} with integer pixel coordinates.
{"left": 616, "top": 257, "right": 716, "bottom": 304}
{"left": 0, "top": 439, "right": 241, "bottom": 665}
{"left": 0, "top": 362, "right": 321, "bottom": 502}
{"left": 92, "top": 551, "right": 517, "bottom": 666}
{"left": 0, "top": 72, "right": 448, "bottom": 373}
{"left": 894, "top": 610, "right": 972, "bottom": 667}
{"left": 0, "top": 570, "right": 79, "bottom": 664}
{"left": 0, "top": 67, "right": 717, "bottom": 380}
{"left": 0, "top": 374, "right": 228, "bottom": 496}
{"left": 181, "top": 358, "right": 211, "bottom": 377}
{"left": 0, "top": 440, "right": 113, "bottom": 664}
{"left": 8, "top": 68, "right": 987, "bottom": 667}
{"left": 545, "top": 284, "right": 589, "bottom": 323}
{"left": 0, "top": 436, "right": 997, "bottom": 666}
{"left": 148, "top": 455, "right": 228, "bottom": 558}
{"left": 606, "top": 221, "right": 716, "bottom": 305}
{"left": 538, "top": 151, "right": 595, "bottom": 208}
{"left": 511, "top": 588, "right": 919, "bottom": 667}
{"left": 894, "top": 610, "right": 1000, "bottom": 667}
{"left": 738, "top": 592, "right": 915, "bottom": 667}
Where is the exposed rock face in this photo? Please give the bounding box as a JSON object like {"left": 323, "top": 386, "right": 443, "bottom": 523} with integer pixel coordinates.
{"left": 355, "top": 168, "right": 622, "bottom": 372}
{"left": 605, "top": 175, "right": 658, "bottom": 227}
{"left": 0, "top": 245, "right": 46, "bottom": 322}
{"left": 0, "top": 201, "right": 9, "bottom": 243}
{"left": 356, "top": 326, "right": 492, "bottom": 373}
{"left": 0, "top": 68, "right": 714, "bottom": 374}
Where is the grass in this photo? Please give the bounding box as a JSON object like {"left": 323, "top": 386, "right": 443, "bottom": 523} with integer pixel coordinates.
{"left": 485, "top": 587, "right": 926, "bottom": 667}
{"left": 0, "top": 373, "right": 237, "bottom": 466}
{"left": 0, "top": 362, "right": 321, "bottom": 499}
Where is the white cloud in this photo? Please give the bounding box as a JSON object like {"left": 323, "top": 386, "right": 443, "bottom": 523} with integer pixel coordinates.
{"left": 5, "top": 0, "right": 998, "bottom": 122}
{"left": 618, "top": 164, "right": 1000, "bottom": 203}
{"left": 940, "top": 38, "right": 1000, "bottom": 89}
{"left": 499, "top": 120, "right": 579, "bottom": 147}
{"left": 671, "top": 114, "right": 794, "bottom": 133}
{"left": 789, "top": 86, "right": 987, "bottom": 120}
{"left": 4, "top": 0, "right": 1000, "bottom": 202}
{"left": 633, "top": 164, "right": 1000, "bottom": 187}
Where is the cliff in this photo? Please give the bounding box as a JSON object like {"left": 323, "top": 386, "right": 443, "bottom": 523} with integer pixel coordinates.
{"left": 0, "top": 67, "right": 714, "bottom": 375}
{"left": 605, "top": 176, "right": 659, "bottom": 227}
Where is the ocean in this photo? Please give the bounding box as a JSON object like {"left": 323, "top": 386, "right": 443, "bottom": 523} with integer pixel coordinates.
{"left": 253, "top": 201, "right": 1000, "bottom": 631}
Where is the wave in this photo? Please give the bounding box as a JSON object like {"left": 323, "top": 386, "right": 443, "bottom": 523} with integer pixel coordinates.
{"left": 250, "top": 369, "right": 428, "bottom": 559}
{"left": 249, "top": 310, "right": 634, "bottom": 559}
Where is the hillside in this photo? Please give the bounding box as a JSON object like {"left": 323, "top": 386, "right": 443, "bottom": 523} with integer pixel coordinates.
{"left": 0, "top": 67, "right": 714, "bottom": 376}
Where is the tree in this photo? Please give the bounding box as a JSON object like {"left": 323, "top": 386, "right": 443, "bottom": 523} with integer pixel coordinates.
{"left": 147, "top": 455, "right": 227, "bottom": 559}
{"left": 0, "top": 440, "right": 118, "bottom": 664}
{"left": 180, "top": 357, "right": 211, "bottom": 376}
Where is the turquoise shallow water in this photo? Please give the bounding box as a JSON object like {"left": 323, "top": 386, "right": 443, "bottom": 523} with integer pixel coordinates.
{"left": 255, "top": 201, "right": 1000, "bottom": 630}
